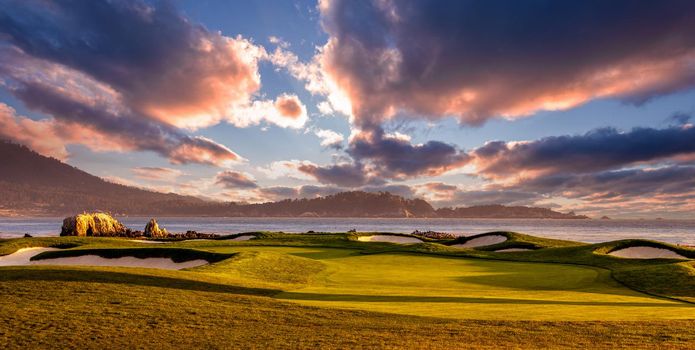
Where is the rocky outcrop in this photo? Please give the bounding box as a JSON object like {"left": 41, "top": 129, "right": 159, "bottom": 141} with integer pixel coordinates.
{"left": 144, "top": 218, "right": 168, "bottom": 238}
{"left": 60, "top": 213, "right": 127, "bottom": 236}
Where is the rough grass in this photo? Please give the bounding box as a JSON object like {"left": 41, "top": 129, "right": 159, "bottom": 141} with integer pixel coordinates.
{"left": 0, "top": 268, "right": 693, "bottom": 349}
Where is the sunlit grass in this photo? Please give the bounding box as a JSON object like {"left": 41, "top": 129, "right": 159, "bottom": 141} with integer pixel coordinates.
{"left": 1, "top": 232, "right": 694, "bottom": 348}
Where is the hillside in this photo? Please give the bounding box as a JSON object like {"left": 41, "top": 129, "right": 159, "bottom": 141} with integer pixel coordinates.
{"left": 0, "top": 141, "right": 587, "bottom": 218}
{"left": 0, "top": 141, "right": 208, "bottom": 216}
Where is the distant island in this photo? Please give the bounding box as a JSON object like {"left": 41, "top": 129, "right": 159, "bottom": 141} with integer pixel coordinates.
{"left": 0, "top": 141, "right": 587, "bottom": 219}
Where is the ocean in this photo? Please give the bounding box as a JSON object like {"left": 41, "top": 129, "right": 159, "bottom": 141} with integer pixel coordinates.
{"left": 1, "top": 217, "right": 694, "bottom": 245}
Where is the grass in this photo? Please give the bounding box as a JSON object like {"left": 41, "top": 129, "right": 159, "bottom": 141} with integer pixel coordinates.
{"left": 1, "top": 232, "right": 694, "bottom": 348}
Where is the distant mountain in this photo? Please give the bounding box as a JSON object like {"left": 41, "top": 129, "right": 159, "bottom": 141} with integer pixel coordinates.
{"left": 436, "top": 205, "right": 588, "bottom": 219}
{"left": 0, "top": 140, "right": 588, "bottom": 219}
{"left": 0, "top": 141, "right": 207, "bottom": 216}
{"left": 231, "top": 191, "right": 436, "bottom": 218}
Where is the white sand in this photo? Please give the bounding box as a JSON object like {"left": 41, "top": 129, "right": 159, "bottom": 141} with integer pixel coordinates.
{"left": 128, "top": 240, "right": 169, "bottom": 244}
{"left": 0, "top": 247, "right": 59, "bottom": 266}
{"left": 357, "top": 235, "right": 423, "bottom": 244}
{"left": 451, "top": 235, "right": 507, "bottom": 248}
{"left": 231, "top": 235, "right": 256, "bottom": 241}
{"left": 495, "top": 248, "right": 532, "bottom": 252}
{"left": 32, "top": 256, "right": 208, "bottom": 270}
{"left": 608, "top": 246, "right": 688, "bottom": 260}
{"left": 0, "top": 247, "right": 207, "bottom": 270}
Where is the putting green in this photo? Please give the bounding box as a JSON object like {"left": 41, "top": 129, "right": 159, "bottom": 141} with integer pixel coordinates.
{"left": 198, "top": 246, "right": 694, "bottom": 321}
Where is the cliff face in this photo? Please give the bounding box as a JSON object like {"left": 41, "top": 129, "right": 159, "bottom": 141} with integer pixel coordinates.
{"left": 0, "top": 140, "right": 588, "bottom": 219}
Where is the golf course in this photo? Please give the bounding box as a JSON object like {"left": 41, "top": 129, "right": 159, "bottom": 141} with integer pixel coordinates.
{"left": 1, "top": 231, "right": 694, "bottom": 348}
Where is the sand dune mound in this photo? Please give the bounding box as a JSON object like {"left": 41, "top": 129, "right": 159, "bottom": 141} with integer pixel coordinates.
{"left": 452, "top": 234, "right": 507, "bottom": 248}
{"left": 608, "top": 246, "right": 688, "bottom": 260}
{"left": 357, "top": 235, "right": 423, "bottom": 244}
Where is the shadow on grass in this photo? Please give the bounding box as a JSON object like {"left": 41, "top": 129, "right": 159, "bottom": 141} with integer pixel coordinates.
{"left": 0, "top": 267, "right": 279, "bottom": 296}
{"left": 276, "top": 291, "right": 688, "bottom": 307}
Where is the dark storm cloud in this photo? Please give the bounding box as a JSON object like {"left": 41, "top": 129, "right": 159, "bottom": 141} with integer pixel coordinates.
{"left": 297, "top": 162, "right": 373, "bottom": 187}
{"left": 320, "top": 0, "right": 695, "bottom": 126}
{"left": 0, "top": 0, "right": 263, "bottom": 128}
{"left": 515, "top": 165, "right": 695, "bottom": 200}
{"left": 472, "top": 126, "right": 695, "bottom": 179}
{"left": 347, "top": 128, "right": 470, "bottom": 179}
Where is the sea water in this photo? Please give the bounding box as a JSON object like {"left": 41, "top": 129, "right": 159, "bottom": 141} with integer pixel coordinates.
{"left": 1, "top": 217, "right": 694, "bottom": 245}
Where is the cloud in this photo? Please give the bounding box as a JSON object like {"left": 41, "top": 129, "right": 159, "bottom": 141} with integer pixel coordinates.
{"left": 0, "top": 0, "right": 306, "bottom": 164}
{"left": 411, "top": 182, "right": 540, "bottom": 207}
{"left": 347, "top": 127, "right": 469, "bottom": 179}
{"left": 131, "top": 167, "right": 183, "bottom": 181}
{"left": 471, "top": 126, "right": 695, "bottom": 181}
{"left": 257, "top": 160, "right": 316, "bottom": 180}
{"left": 0, "top": 103, "right": 72, "bottom": 159}
{"left": 0, "top": 60, "right": 241, "bottom": 165}
{"left": 284, "top": 126, "right": 470, "bottom": 186}
{"left": 515, "top": 165, "right": 695, "bottom": 201}
{"left": 297, "top": 162, "right": 372, "bottom": 187}
{"left": 229, "top": 94, "right": 308, "bottom": 129}
{"left": 318, "top": 0, "right": 695, "bottom": 127}
{"left": 0, "top": 0, "right": 272, "bottom": 129}
{"left": 314, "top": 128, "right": 345, "bottom": 149}
{"left": 215, "top": 171, "right": 258, "bottom": 189}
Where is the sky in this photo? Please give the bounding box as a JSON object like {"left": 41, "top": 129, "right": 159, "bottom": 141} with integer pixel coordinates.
{"left": 1, "top": 0, "right": 695, "bottom": 218}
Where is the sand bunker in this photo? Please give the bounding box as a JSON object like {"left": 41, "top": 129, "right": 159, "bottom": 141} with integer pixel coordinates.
{"left": 357, "top": 235, "right": 423, "bottom": 244}
{"left": 0, "top": 247, "right": 207, "bottom": 270}
{"left": 452, "top": 235, "right": 507, "bottom": 248}
{"left": 495, "top": 248, "right": 532, "bottom": 253}
{"left": 0, "top": 247, "right": 59, "bottom": 266}
{"left": 608, "top": 246, "right": 688, "bottom": 260}
{"left": 32, "top": 256, "right": 207, "bottom": 270}
{"left": 231, "top": 235, "right": 256, "bottom": 241}
{"left": 128, "top": 240, "right": 169, "bottom": 244}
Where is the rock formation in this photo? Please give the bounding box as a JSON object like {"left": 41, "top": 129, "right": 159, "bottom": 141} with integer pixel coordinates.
{"left": 144, "top": 218, "right": 168, "bottom": 238}
{"left": 60, "top": 213, "right": 127, "bottom": 236}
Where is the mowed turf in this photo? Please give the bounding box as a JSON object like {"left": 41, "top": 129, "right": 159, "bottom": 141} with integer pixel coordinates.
{"left": 193, "top": 246, "right": 695, "bottom": 320}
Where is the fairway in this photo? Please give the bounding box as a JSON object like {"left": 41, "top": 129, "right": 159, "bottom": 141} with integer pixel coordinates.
{"left": 1, "top": 233, "right": 694, "bottom": 348}
{"left": 196, "top": 246, "right": 694, "bottom": 320}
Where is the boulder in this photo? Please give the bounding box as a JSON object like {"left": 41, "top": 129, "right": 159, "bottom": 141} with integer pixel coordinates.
{"left": 61, "top": 213, "right": 127, "bottom": 237}
{"left": 144, "top": 218, "right": 168, "bottom": 238}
